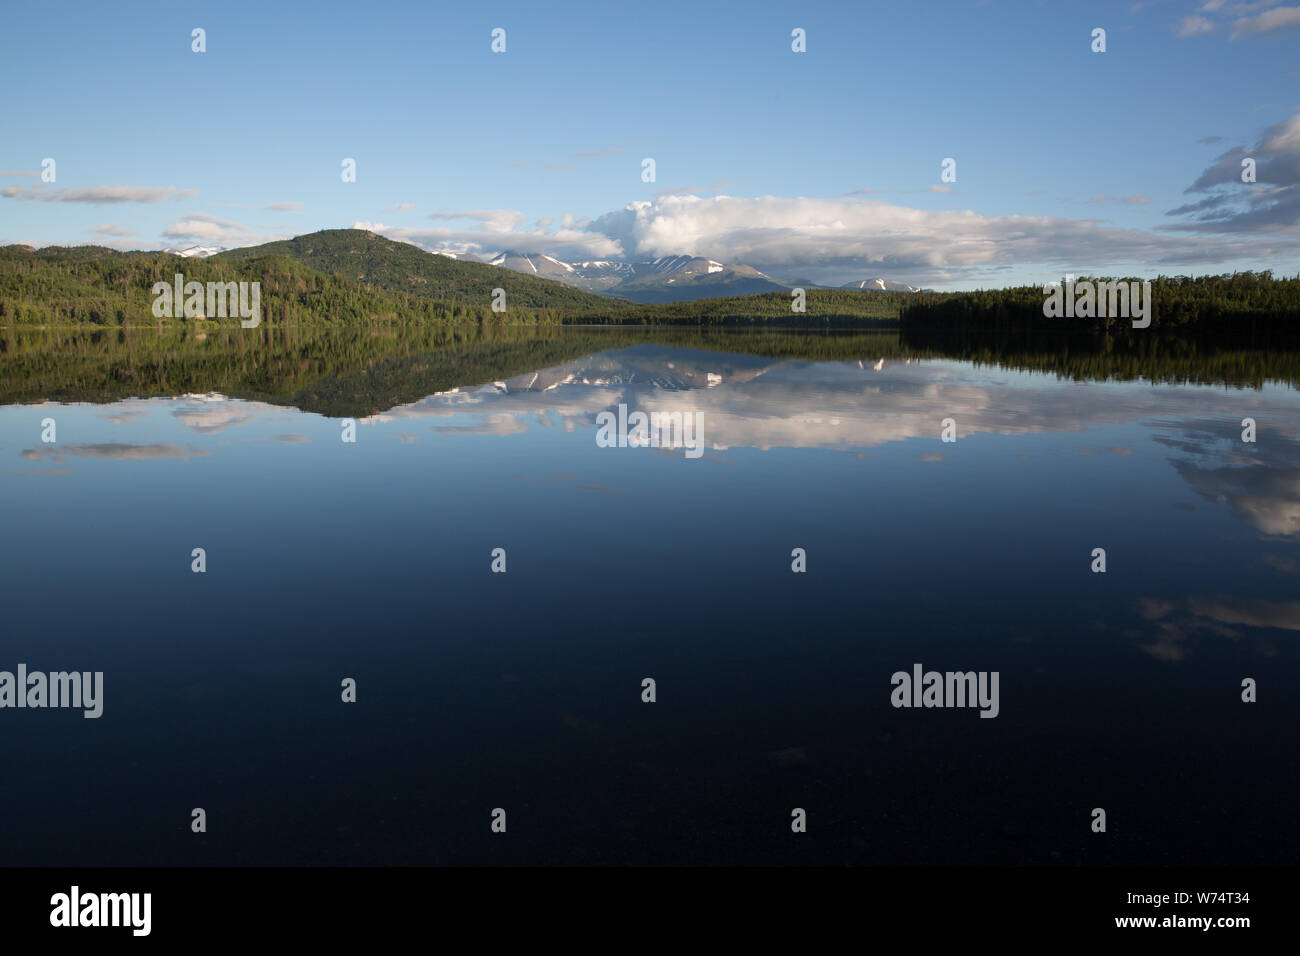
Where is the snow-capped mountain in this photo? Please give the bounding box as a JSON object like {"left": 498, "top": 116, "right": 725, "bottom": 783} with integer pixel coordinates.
{"left": 488, "top": 251, "right": 581, "bottom": 281}
{"left": 570, "top": 259, "right": 637, "bottom": 289}
{"left": 477, "top": 248, "right": 928, "bottom": 302}
{"left": 485, "top": 251, "right": 787, "bottom": 301}
{"left": 486, "top": 251, "right": 639, "bottom": 292}
{"left": 163, "top": 244, "right": 226, "bottom": 258}
{"left": 611, "top": 257, "right": 784, "bottom": 302}
{"left": 842, "top": 277, "right": 922, "bottom": 293}
{"left": 482, "top": 347, "right": 773, "bottom": 394}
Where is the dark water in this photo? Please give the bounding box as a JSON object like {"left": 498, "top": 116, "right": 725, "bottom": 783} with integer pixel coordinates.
{"left": 1, "top": 327, "right": 1297, "bottom": 865}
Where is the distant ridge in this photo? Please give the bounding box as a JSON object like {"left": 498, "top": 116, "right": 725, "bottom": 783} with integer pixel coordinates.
{"left": 162, "top": 244, "right": 226, "bottom": 258}
{"left": 214, "top": 229, "right": 615, "bottom": 310}
{"left": 478, "top": 248, "right": 927, "bottom": 302}
{"left": 481, "top": 249, "right": 787, "bottom": 301}
{"left": 842, "top": 278, "right": 922, "bottom": 293}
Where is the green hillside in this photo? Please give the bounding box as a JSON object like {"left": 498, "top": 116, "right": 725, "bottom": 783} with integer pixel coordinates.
{"left": 899, "top": 272, "right": 1300, "bottom": 339}
{"left": 626, "top": 288, "right": 927, "bottom": 325}
{"left": 0, "top": 243, "right": 565, "bottom": 327}
{"left": 17, "top": 232, "right": 1299, "bottom": 336}
{"left": 214, "top": 229, "right": 621, "bottom": 313}
{"left": 0, "top": 235, "right": 919, "bottom": 328}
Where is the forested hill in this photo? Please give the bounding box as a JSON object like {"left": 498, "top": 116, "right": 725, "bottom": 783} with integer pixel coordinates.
{"left": 5, "top": 236, "right": 1300, "bottom": 335}
{"left": 899, "top": 272, "right": 1300, "bottom": 338}
{"left": 214, "top": 229, "right": 615, "bottom": 311}
{"left": 0, "top": 239, "right": 913, "bottom": 327}
{"left": 0, "top": 245, "right": 540, "bottom": 326}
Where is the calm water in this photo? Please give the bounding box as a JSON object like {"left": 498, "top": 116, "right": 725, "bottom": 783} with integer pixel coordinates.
{"left": 1, "top": 329, "right": 1297, "bottom": 865}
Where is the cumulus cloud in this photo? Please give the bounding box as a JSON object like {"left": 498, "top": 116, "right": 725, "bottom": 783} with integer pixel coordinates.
{"left": 90, "top": 223, "right": 135, "bottom": 236}
{"left": 352, "top": 220, "right": 622, "bottom": 260}
{"left": 433, "top": 413, "right": 530, "bottom": 436}
{"left": 1, "top": 185, "right": 196, "bottom": 204}
{"left": 21, "top": 443, "right": 195, "bottom": 461}
{"left": 1188, "top": 597, "right": 1300, "bottom": 630}
{"left": 428, "top": 209, "right": 529, "bottom": 233}
{"left": 331, "top": 112, "right": 1300, "bottom": 283}
{"left": 1231, "top": 5, "right": 1300, "bottom": 36}
{"left": 99, "top": 409, "right": 148, "bottom": 425}
{"left": 1167, "top": 110, "right": 1300, "bottom": 232}
{"left": 172, "top": 402, "right": 263, "bottom": 434}
{"left": 584, "top": 192, "right": 1292, "bottom": 285}
{"left": 1154, "top": 416, "right": 1300, "bottom": 537}
{"left": 162, "top": 212, "right": 287, "bottom": 246}
{"left": 362, "top": 345, "right": 1300, "bottom": 477}
{"left": 1177, "top": 15, "right": 1217, "bottom": 36}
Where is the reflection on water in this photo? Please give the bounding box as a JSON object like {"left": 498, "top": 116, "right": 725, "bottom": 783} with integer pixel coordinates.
{"left": 0, "top": 328, "right": 1297, "bottom": 865}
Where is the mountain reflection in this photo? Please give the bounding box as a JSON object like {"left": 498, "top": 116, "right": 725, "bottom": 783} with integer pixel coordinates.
{"left": 10, "top": 341, "right": 1299, "bottom": 546}
{"left": 3, "top": 331, "right": 1298, "bottom": 867}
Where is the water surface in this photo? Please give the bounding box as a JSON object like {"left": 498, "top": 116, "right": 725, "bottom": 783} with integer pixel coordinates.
{"left": 1, "top": 328, "right": 1297, "bottom": 865}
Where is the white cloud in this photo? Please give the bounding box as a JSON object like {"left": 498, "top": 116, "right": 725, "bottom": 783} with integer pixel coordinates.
{"left": 585, "top": 193, "right": 1292, "bottom": 284}
{"left": 1, "top": 185, "right": 195, "bottom": 204}
{"left": 574, "top": 146, "right": 625, "bottom": 159}
{"left": 21, "top": 443, "right": 196, "bottom": 461}
{"left": 1176, "top": 15, "right": 1217, "bottom": 36}
{"left": 352, "top": 220, "right": 622, "bottom": 260}
{"left": 1232, "top": 5, "right": 1300, "bottom": 35}
{"left": 162, "top": 213, "right": 287, "bottom": 247}
{"left": 428, "top": 209, "right": 529, "bottom": 232}
{"left": 90, "top": 223, "right": 135, "bottom": 236}
{"left": 1169, "top": 110, "right": 1300, "bottom": 231}
{"left": 263, "top": 201, "right": 303, "bottom": 212}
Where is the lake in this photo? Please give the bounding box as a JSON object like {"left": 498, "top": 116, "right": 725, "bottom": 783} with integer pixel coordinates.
{"left": 1, "top": 325, "right": 1297, "bottom": 865}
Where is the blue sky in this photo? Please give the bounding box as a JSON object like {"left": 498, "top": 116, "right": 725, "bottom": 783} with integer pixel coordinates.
{"left": 2, "top": 0, "right": 1298, "bottom": 288}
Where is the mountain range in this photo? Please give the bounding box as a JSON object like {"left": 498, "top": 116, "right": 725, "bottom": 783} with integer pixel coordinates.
{"left": 481, "top": 250, "right": 926, "bottom": 302}
{"left": 3, "top": 229, "right": 921, "bottom": 330}
{"left": 161, "top": 244, "right": 227, "bottom": 258}
{"left": 841, "top": 278, "right": 923, "bottom": 293}
{"left": 215, "top": 230, "right": 610, "bottom": 310}
{"left": 172, "top": 233, "right": 924, "bottom": 303}
{"left": 482, "top": 251, "right": 793, "bottom": 302}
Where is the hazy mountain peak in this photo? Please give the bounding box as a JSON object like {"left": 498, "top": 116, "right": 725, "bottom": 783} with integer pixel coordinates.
{"left": 842, "top": 277, "right": 921, "bottom": 293}
{"left": 164, "top": 244, "right": 226, "bottom": 258}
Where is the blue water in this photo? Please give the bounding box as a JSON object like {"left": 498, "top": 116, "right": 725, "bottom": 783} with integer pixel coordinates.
{"left": 1, "top": 341, "right": 1297, "bottom": 864}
